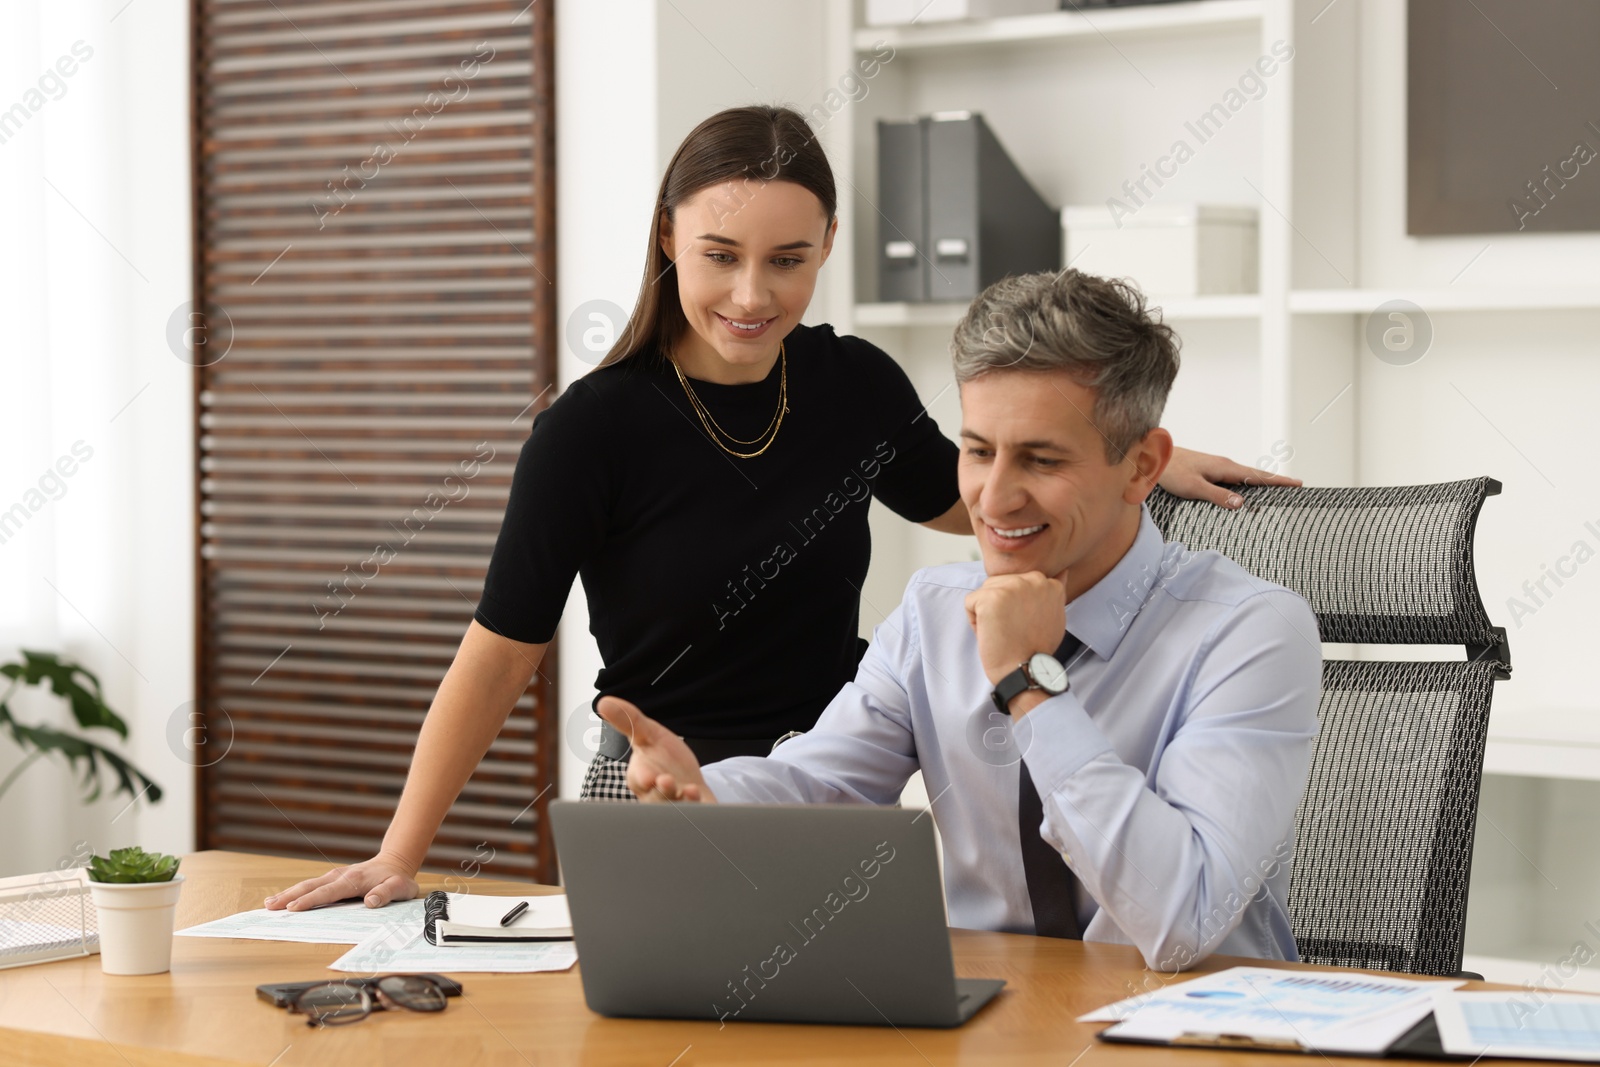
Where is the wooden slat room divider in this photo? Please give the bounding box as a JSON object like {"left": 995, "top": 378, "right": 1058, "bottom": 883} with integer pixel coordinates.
{"left": 189, "top": 0, "right": 557, "bottom": 881}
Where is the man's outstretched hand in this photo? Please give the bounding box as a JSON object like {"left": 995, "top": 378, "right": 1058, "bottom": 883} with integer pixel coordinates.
{"left": 595, "top": 697, "right": 718, "bottom": 803}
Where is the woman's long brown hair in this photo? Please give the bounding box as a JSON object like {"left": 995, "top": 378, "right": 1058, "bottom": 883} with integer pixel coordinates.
{"left": 599, "top": 105, "right": 838, "bottom": 368}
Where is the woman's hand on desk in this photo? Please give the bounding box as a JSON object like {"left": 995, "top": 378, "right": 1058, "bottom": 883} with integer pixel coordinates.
{"left": 595, "top": 697, "right": 718, "bottom": 804}
{"left": 263, "top": 854, "right": 420, "bottom": 911}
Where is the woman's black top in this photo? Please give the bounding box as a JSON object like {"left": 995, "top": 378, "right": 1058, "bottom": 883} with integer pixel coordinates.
{"left": 473, "top": 322, "right": 960, "bottom": 740}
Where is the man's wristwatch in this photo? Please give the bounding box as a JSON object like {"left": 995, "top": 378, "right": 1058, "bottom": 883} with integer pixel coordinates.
{"left": 990, "top": 652, "right": 1069, "bottom": 715}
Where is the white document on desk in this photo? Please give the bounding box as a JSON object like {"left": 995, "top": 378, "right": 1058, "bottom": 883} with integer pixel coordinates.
{"left": 1433, "top": 989, "right": 1600, "bottom": 1062}
{"left": 176, "top": 899, "right": 426, "bottom": 945}
{"left": 329, "top": 923, "right": 577, "bottom": 974}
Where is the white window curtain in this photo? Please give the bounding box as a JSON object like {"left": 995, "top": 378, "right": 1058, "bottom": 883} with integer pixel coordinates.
{"left": 0, "top": 2, "right": 193, "bottom": 873}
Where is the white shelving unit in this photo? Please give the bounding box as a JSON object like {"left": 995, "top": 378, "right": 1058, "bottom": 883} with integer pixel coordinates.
{"left": 853, "top": 0, "right": 1263, "bottom": 51}
{"left": 1291, "top": 288, "right": 1600, "bottom": 314}
{"left": 856, "top": 294, "right": 1262, "bottom": 326}
{"left": 825, "top": 0, "right": 1341, "bottom": 556}
{"left": 1484, "top": 709, "right": 1600, "bottom": 783}
{"left": 824, "top": 0, "right": 1599, "bottom": 985}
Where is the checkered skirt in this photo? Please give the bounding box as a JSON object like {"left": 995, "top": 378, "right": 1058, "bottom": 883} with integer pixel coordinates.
{"left": 578, "top": 753, "right": 637, "bottom": 802}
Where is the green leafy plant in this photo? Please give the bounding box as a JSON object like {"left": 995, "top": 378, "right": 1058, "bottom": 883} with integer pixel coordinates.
{"left": 87, "top": 846, "right": 180, "bottom": 884}
{"left": 0, "top": 650, "right": 163, "bottom": 805}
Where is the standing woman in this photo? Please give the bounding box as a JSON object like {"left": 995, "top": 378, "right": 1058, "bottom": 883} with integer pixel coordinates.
{"left": 267, "top": 105, "right": 1294, "bottom": 911}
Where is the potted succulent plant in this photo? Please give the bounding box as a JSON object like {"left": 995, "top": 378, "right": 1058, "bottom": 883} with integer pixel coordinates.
{"left": 86, "top": 846, "right": 184, "bottom": 975}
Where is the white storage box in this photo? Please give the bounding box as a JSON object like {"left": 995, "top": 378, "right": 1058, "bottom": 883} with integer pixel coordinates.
{"left": 866, "top": 0, "right": 1059, "bottom": 26}
{"left": 1061, "top": 204, "right": 1258, "bottom": 297}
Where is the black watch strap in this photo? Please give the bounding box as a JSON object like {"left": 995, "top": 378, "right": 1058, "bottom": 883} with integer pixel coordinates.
{"left": 991, "top": 664, "right": 1034, "bottom": 716}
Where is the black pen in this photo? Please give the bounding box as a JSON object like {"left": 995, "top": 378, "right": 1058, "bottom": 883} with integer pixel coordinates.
{"left": 499, "top": 900, "right": 529, "bottom": 927}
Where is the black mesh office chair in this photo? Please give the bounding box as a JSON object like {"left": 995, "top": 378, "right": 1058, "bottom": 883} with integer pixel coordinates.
{"left": 1147, "top": 478, "right": 1511, "bottom": 977}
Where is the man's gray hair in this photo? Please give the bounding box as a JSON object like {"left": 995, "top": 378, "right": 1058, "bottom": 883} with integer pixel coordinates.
{"left": 950, "top": 270, "right": 1180, "bottom": 462}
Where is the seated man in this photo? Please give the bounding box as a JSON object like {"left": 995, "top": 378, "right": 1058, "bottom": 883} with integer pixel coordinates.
{"left": 597, "top": 269, "right": 1321, "bottom": 973}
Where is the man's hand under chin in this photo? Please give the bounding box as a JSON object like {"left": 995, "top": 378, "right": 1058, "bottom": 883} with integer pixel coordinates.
{"left": 963, "top": 568, "right": 1069, "bottom": 720}
{"left": 594, "top": 697, "right": 719, "bottom": 803}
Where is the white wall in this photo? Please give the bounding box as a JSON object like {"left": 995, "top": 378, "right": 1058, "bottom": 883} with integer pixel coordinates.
{"left": 551, "top": 0, "right": 658, "bottom": 802}
{"left": 1346, "top": 0, "right": 1600, "bottom": 975}
{"left": 116, "top": 0, "right": 197, "bottom": 870}
{"left": 1356, "top": 0, "right": 1598, "bottom": 723}
{"left": 553, "top": 0, "right": 837, "bottom": 799}
{"left": 0, "top": 1, "right": 195, "bottom": 875}
{"left": 656, "top": 2, "right": 832, "bottom": 180}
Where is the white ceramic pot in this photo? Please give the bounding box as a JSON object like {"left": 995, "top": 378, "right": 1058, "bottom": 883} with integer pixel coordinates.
{"left": 88, "top": 874, "right": 185, "bottom": 975}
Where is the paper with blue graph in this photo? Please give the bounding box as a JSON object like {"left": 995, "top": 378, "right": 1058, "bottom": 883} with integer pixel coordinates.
{"left": 1082, "top": 966, "right": 1460, "bottom": 1055}
{"left": 1433, "top": 990, "right": 1600, "bottom": 1061}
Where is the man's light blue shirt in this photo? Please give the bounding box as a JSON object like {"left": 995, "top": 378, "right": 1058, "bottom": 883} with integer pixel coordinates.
{"left": 702, "top": 507, "right": 1322, "bottom": 971}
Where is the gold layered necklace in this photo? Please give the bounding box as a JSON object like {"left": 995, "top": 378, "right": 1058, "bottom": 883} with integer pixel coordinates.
{"left": 671, "top": 341, "right": 789, "bottom": 459}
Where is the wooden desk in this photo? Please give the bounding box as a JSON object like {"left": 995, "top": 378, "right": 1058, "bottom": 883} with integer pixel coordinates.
{"left": 0, "top": 850, "right": 1531, "bottom": 1066}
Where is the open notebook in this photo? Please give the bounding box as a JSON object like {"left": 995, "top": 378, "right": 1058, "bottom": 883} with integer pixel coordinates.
{"left": 421, "top": 890, "right": 572, "bottom": 945}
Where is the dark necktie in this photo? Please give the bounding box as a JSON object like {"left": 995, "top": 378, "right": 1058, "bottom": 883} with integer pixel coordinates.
{"left": 1018, "top": 632, "right": 1084, "bottom": 940}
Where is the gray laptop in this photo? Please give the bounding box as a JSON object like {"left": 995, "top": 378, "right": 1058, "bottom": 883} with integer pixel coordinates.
{"left": 549, "top": 801, "right": 1005, "bottom": 1028}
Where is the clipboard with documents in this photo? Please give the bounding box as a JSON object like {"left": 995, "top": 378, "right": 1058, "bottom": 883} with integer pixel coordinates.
{"left": 421, "top": 890, "right": 571, "bottom": 945}
{"left": 1084, "top": 966, "right": 1460, "bottom": 1057}
{"left": 1086, "top": 966, "right": 1600, "bottom": 1060}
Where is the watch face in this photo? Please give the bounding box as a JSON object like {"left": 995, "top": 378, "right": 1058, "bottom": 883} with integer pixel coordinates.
{"left": 1029, "top": 653, "right": 1068, "bottom": 693}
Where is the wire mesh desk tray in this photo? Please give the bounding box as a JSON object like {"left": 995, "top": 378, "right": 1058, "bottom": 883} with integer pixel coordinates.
{"left": 0, "top": 867, "right": 98, "bottom": 969}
